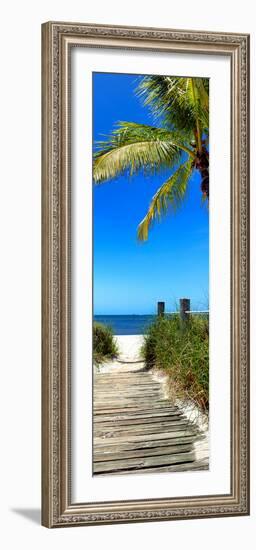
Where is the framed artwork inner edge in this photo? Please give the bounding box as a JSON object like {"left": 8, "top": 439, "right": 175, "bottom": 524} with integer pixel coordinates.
{"left": 41, "top": 21, "right": 250, "bottom": 528}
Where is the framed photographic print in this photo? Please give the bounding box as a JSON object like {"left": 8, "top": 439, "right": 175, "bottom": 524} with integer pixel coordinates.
{"left": 42, "top": 21, "right": 250, "bottom": 527}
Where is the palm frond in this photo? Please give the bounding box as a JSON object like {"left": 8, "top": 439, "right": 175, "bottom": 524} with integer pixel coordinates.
{"left": 137, "top": 161, "right": 193, "bottom": 241}
{"left": 136, "top": 76, "right": 209, "bottom": 136}
{"left": 93, "top": 122, "right": 194, "bottom": 184}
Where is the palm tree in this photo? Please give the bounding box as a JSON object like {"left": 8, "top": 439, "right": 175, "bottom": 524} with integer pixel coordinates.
{"left": 93, "top": 76, "right": 209, "bottom": 241}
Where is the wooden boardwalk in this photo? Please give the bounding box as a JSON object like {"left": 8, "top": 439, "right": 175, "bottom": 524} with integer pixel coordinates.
{"left": 93, "top": 363, "right": 208, "bottom": 476}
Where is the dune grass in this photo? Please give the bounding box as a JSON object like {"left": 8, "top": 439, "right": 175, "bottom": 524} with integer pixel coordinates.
{"left": 93, "top": 322, "right": 119, "bottom": 365}
{"left": 142, "top": 314, "right": 209, "bottom": 412}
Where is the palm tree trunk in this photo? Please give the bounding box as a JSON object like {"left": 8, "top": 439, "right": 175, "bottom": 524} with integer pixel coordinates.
{"left": 199, "top": 165, "right": 209, "bottom": 198}
{"left": 194, "top": 148, "right": 209, "bottom": 198}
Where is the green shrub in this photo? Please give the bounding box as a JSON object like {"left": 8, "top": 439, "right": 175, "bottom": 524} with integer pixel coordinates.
{"left": 93, "top": 322, "right": 118, "bottom": 365}
{"left": 142, "top": 314, "right": 209, "bottom": 412}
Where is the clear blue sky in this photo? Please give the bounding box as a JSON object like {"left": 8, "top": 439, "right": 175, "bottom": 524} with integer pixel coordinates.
{"left": 93, "top": 72, "right": 209, "bottom": 315}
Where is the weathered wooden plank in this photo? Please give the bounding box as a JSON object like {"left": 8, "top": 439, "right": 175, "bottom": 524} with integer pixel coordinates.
{"left": 94, "top": 393, "right": 162, "bottom": 400}
{"left": 95, "top": 381, "right": 156, "bottom": 386}
{"left": 95, "top": 383, "right": 155, "bottom": 387}
{"left": 95, "top": 426, "right": 195, "bottom": 439}
{"left": 94, "top": 398, "right": 164, "bottom": 402}
{"left": 94, "top": 435, "right": 197, "bottom": 453}
{"left": 95, "top": 382, "right": 160, "bottom": 387}
{"left": 94, "top": 443, "right": 193, "bottom": 461}
{"left": 94, "top": 429, "right": 197, "bottom": 446}
{"left": 95, "top": 393, "right": 162, "bottom": 398}
{"left": 94, "top": 392, "right": 162, "bottom": 398}
{"left": 93, "top": 450, "right": 195, "bottom": 473}
{"left": 94, "top": 411, "right": 180, "bottom": 421}
{"left": 94, "top": 406, "right": 180, "bottom": 417}
{"left": 94, "top": 408, "right": 179, "bottom": 415}
{"left": 94, "top": 379, "right": 159, "bottom": 384}
{"left": 94, "top": 399, "right": 176, "bottom": 406}
{"left": 94, "top": 403, "right": 178, "bottom": 411}
{"left": 94, "top": 380, "right": 159, "bottom": 385}
{"left": 95, "top": 374, "right": 153, "bottom": 377}
{"left": 94, "top": 414, "right": 183, "bottom": 425}
{"left": 97, "top": 461, "right": 208, "bottom": 475}
{"left": 95, "top": 420, "right": 190, "bottom": 437}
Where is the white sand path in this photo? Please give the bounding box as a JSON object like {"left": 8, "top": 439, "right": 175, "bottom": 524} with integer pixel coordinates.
{"left": 97, "top": 335, "right": 144, "bottom": 374}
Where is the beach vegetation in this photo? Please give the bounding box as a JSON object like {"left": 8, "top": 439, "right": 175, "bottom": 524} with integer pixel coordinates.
{"left": 141, "top": 314, "right": 209, "bottom": 412}
{"left": 93, "top": 322, "right": 119, "bottom": 365}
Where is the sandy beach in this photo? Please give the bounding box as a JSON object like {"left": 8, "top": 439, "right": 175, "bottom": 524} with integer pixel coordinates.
{"left": 97, "top": 334, "right": 144, "bottom": 374}
{"left": 115, "top": 334, "right": 144, "bottom": 362}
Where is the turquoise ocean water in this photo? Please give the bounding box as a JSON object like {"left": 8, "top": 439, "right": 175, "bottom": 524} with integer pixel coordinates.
{"left": 94, "top": 315, "right": 156, "bottom": 335}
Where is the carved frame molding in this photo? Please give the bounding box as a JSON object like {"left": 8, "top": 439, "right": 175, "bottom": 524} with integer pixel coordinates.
{"left": 42, "top": 22, "right": 250, "bottom": 528}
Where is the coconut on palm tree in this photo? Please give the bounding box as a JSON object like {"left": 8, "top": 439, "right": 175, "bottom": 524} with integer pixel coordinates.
{"left": 93, "top": 76, "right": 209, "bottom": 241}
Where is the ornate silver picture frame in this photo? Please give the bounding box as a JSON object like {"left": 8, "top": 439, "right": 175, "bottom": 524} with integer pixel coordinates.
{"left": 42, "top": 21, "right": 250, "bottom": 527}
